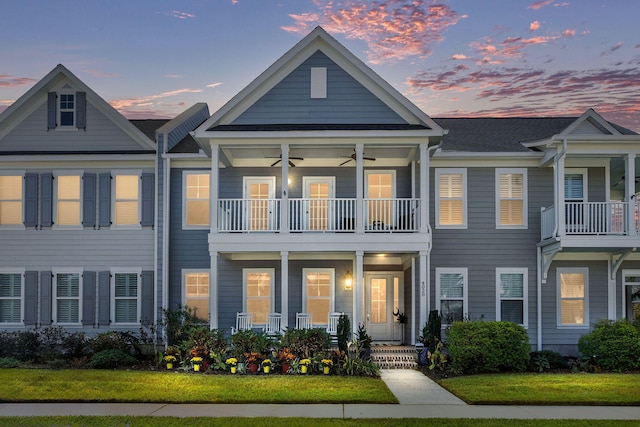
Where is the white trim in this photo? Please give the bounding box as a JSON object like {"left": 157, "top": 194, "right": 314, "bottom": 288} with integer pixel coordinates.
{"left": 242, "top": 268, "right": 275, "bottom": 326}
{"left": 182, "top": 170, "right": 211, "bottom": 229}
{"left": 110, "top": 268, "right": 142, "bottom": 326}
{"left": 495, "top": 168, "right": 528, "bottom": 229}
{"left": 556, "top": 267, "right": 589, "bottom": 328}
{"left": 57, "top": 90, "right": 76, "bottom": 129}
{"left": 53, "top": 170, "right": 84, "bottom": 229}
{"left": 621, "top": 269, "right": 640, "bottom": 319}
{"left": 0, "top": 269, "right": 25, "bottom": 326}
{"left": 495, "top": 268, "right": 528, "bottom": 328}
{"left": 435, "top": 267, "right": 468, "bottom": 324}
{"left": 435, "top": 168, "right": 467, "bottom": 229}
{"left": 565, "top": 168, "right": 588, "bottom": 202}
{"left": 302, "top": 267, "right": 335, "bottom": 326}
{"left": 52, "top": 268, "right": 83, "bottom": 326}
{"left": 182, "top": 269, "right": 210, "bottom": 323}
{"left": 111, "top": 170, "right": 142, "bottom": 229}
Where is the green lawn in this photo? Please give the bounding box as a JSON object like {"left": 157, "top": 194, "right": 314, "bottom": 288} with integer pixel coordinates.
{"left": 438, "top": 373, "right": 640, "bottom": 405}
{"left": 0, "top": 369, "right": 396, "bottom": 404}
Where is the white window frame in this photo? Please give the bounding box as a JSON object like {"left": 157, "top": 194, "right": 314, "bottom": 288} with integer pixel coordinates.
{"left": 496, "top": 268, "right": 528, "bottom": 328}
{"left": 556, "top": 267, "right": 589, "bottom": 328}
{"left": 58, "top": 91, "right": 76, "bottom": 129}
{"left": 242, "top": 268, "right": 275, "bottom": 326}
{"left": 495, "top": 168, "right": 528, "bottom": 229}
{"left": 182, "top": 171, "right": 210, "bottom": 229}
{"left": 52, "top": 268, "right": 83, "bottom": 326}
{"left": 435, "top": 168, "right": 467, "bottom": 229}
{"left": 564, "top": 168, "right": 588, "bottom": 202}
{"left": 622, "top": 269, "right": 640, "bottom": 319}
{"left": 53, "top": 171, "right": 83, "bottom": 229}
{"left": 302, "top": 268, "right": 335, "bottom": 326}
{"left": 182, "top": 269, "right": 210, "bottom": 323}
{"left": 0, "top": 268, "right": 25, "bottom": 325}
{"left": 111, "top": 268, "right": 142, "bottom": 326}
{"left": 436, "top": 267, "right": 468, "bottom": 324}
{"left": 111, "top": 170, "right": 142, "bottom": 229}
{"left": 0, "top": 171, "right": 25, "bottom": 229}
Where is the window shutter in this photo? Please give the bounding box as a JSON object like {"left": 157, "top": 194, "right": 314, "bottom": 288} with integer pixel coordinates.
{"left": 24, "top": 173, "right": 39, "bottom": 227}
{"left": 82, "top": 271, "right": 96, "bottom": 326}
{"left": 24, "top": 271, "right": 38, "bottom": 325}
{"left": 82, "top": 173, "right": 96, "bottom": 227}
{"left": 98, "top": 271, "right": 110, "bottom": 325}
{"left": 40, "top": 271, "right": 52, "bottom": 325}
{"left": 141, "top": 173, "right": 154, "bottom": 227}
{"left": 75, "top": 92, "right": 86, "bottom": 130}
{"left": 47, "top": 92, "right": 57, "bottom": 130}
{"left": 141, "top": 270, "right": 154, "bottom": 323}
{"left": 98, "top": 173, "right": 111, "bottom": 227}
{"left": 41, "top": 173, "right": 53, "bottom": 227}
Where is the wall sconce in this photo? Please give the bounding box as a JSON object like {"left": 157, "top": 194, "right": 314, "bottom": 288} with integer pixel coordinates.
{"left": 344, "top": 271, "right": 353, "bottom": 290}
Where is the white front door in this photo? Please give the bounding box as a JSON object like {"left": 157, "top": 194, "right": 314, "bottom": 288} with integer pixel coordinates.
{"left": 303, "top": 177, "right": 335, "bottom": 231}
{"left": 365, "top": 272, "right": 403, "bottom": 342}
{"left": 244, "top": 177, "right": 276, "bottom": 231}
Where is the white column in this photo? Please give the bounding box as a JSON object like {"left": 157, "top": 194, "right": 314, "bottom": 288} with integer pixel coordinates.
{"left": 209, "top": 251, "right": 218, "bottom": 330}
{"left": 419, "top": 251, "right": 428, "bottom": 329}
{"left": 281, "top": 251, "right": 289, "bottom": 328}
{"left": 281, "top": 144, "right": 289, "bottom": 234}
{"left": 419, "top": 143, "right": 429, "bottom": 233}
{"left": 608, "top": 257, "right": 615, "bottom": 320}
{"left": 355, "top": 144, "right": 364, "bottom": 233}
{"left": 626, "top": 154, "right": 635, "bottom": 235}
{"left": 210, "top": 143, "right": 219, "bottom": 234}
{"left": 353, "top": 251, "right": 364, "bottom": 334}
{"left": 556, "top": 154, "right": 566, "bottom": 236}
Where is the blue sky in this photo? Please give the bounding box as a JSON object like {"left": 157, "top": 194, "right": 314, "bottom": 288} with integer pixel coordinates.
{"left": 1, "top": 0, "right": 639, "bottom": 131}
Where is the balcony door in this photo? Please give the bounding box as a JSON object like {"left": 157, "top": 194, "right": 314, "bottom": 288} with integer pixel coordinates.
{"left": 365, "top": 272, "right": 403, "bottom": 342}
{"left": 564, "top": 170, "right": 586, "bottom": 233}
{"left": 243, "top": 177, "right": 275, "bottom": 231}
{"left": 365, "top": 171, "right": 395, "bottom": 229}
{"left": 303, "top": 177, "right": 334, "bottom": 231}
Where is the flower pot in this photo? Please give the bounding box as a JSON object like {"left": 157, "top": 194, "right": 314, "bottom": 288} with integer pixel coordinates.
{"left": 230, "top": 366, "right": 237, "bottom": 374}
{"left": 193, "top": 364, "right": 201, "bottom": 372}
{"left": 281, "top": 363, "right": 290, "bottom": 373}
{"left": 263, "top": 365, "right": 270, "bottom": 374}
{"left": 301, "top": 365, "right": 308, "bottom": 374}
{"left": 166, "top": 363, "right": 173, "bottom": 370}
{"left": 248, "top": 363, "right": 259, "bottom": 373}
{"left": 323, "top": 366, "right": 330, "bottom": 375}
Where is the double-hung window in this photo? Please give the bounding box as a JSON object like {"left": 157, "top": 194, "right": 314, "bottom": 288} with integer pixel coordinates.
{"left": 59, "top": 93, "right": 75, "bottom": 127}
{"left": 0, "top": 271, "right": 23, "bottom": 324}
{"left": 184, "top": 271, "right": 209, "bottom": 322}
{"left": 496, "top": 268, "right": 528, "bottom": 327}
{"left": 0, "top": 174, "right": 23, "bottom": 226}
{"left": 112, "top": 271, "right": 140, "bottom": 324}
{"left": 54, "top": 270, "right": 81, "bottom": 324}
{"left": 243, "top": 269, "right": 274, "bottom": 325}
{"left": 113, "top": 172, "right": 140, "bottom": 227}
{"left": 436, "top": 268, "right": 467, "bottom": 323}
{"left": 303, "top": 269, "right": 334, "bottom": 325}
{"left": 55, "top": 173, "right": 82, "bottom": 227}
{"left": 557, "top": 268, "right": 588, "bottom": 327}
{"left": 496, "top": 168, "right": 527, "bottom": 228}
{"left": 436, "top": 169, "right": 466, "bottom": 228}
{"left": 183, "top": 172, "right": 210, "bottom": 227}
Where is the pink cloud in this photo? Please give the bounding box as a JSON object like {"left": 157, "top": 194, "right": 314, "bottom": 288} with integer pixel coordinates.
{"left": 451, "top": 54, "right": 468, "bottom": 60}
{"left": 84, "top": 69, "right": 118, "bottom": 78}
{"left": 166, "top": 10, "right": 195, "bottom": 19}
{"left": 206, "top": 82, "right": 223, "bottom": 88}
{"left": 0, "top": 74, "right": 36, "bottom": 87}
{"left": 283, "top": 0, "right": 465, "bottom": 64}
{"left": 528, "top": 0, "right": 554, "bottom": 10}
{"left": 601, "top": 41, "right": 624, "bottom": 56}
{"left": 530, "top": 21, "right": 540, "bottom": 31}
{"left": 109, "top": 88, "right": 201, "bottom": 113}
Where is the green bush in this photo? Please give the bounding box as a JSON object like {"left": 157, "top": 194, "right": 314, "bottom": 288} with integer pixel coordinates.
{"left": 281, "top": 328, "right": 331, "bottom": 359}
{"left": 336, "top": 314, "right": 350, "bottom": 353}
{"left": 421, "top": 310, "right": 441, "bottom": 351}
{"left": 0, "top": 357, "right": 21, "bottom": 368}
{"left": 578, "top": 319, "right": 640, "bottom": 372}
{"left": 448, "top": 321, "right": 530, "bottom": 374}
{"left": 89, "top": 349, "right": 137, "bottom": 369}
{"left": 529, "top": 350, "right": 566, "bottom": 371}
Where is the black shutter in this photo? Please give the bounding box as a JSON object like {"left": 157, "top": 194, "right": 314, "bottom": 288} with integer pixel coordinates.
{"left": 141, "top": 173, "right": 154, "bottom": 227}
{"left": 75, "top": 92, "right": 86, "bottom": 130}
{"left": 47, "top": 92, "right": 57, "bottom": 130}
{"left": 98, "top": 173, "right": 111, "bottom": 227}
{"left": 23, "top": 271, "right": 38, "bottom": 325}
{"left": 82, "top": 271, "right": 96, "bottom": 326}
{"left": 98, "top": 271, "right": 110, "bottom": 326}
{"left": 24, "top": 174, "right": 39, "bottom": 228}
{"left": 40, "top": 173, "right": 53, "bottom": 227}
{"left": 40, "top": 271, "right": 52, "bottom": 325}
{"left": 82, "top": 173, "right": 96, "bottom": 227}
{"left": 140, "top": 271, "right": 154, "bottom": 324}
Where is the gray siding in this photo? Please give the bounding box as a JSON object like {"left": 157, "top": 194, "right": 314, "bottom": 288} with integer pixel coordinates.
{"left": 233, "top": 51, "right": 406, "bottom": 125}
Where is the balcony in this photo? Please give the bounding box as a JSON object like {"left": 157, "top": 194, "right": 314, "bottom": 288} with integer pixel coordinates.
{"left": 218, "top": 198, "right": 420, "bottom": 233}
{"left": 541, "top": 201, "right": 640, "bottom": 240}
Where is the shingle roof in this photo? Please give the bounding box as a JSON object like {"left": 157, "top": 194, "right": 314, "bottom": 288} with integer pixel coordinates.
{"left": 168, "top": 133, "right": 201, "bottom": 154}
{"left": 129, "top": 119, "right": 170, "bottom": 141}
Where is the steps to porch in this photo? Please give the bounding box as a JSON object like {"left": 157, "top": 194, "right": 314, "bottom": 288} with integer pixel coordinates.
{"left": 369, "top": 345, "right": 419, "bottom": 369}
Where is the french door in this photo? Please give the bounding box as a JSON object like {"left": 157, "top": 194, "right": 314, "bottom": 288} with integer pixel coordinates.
{"left": 303, "top": 177, "right": 334, "bottom": 231}
{"left": 243, "top": 177, "right": 276, "bottom": 231}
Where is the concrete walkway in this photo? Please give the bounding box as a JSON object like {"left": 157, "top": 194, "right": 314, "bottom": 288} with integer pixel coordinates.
{"left": 1, "top": 369, "right": 639, "bottom": 420}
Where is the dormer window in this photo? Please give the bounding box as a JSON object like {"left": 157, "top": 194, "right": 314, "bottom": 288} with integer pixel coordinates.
{"left": 47, "top": 91, "right": 86, "bottom": 130}
{"left": 59, "top": 93, "right": 75, "bottom": 127}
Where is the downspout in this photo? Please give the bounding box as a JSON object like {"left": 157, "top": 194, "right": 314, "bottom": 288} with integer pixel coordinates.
{"left": 161, "top": 151, "right": 171, "bottom": 346}
{"left": 536, "top": 246, "right": 542, "bottom": 351}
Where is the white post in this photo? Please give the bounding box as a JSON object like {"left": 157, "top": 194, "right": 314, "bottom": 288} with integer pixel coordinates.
{"left": 281, "top": 251, "right": 289, "bottom": 328}
{"left": 626, "top": 154, "right": 635, "bottom": 235}
{"left": 281, "top": 144, "right": 289, "bottom": 234}
{"left": 210, "top": 251, "right": 218, "bottom": 329}
{"left": 419, "top": 251, "right": 427, "bottom": 330}
{"left": 353, "top": 251, "right": 364, "bottom": 335}
{"left": 420, "top": 143, "right": 428, "bottom": 233}
{"left": 356, "top": 144, "right": 364, "bottom": 233}
{"left": 210, "top": 144, "right": 219, "bottom": 234}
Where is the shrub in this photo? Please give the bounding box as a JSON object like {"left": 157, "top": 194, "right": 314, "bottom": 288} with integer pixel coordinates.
{"left": 420, "top": 310, "right": 442, "bottom": 351}
{"left": 336, "top": 314, "right": 350, "bottom": 353}
{"left": 0, "top": 357, "right": 20, "bottom": 368}
{"left": 281, "top": 328, "right": 331, "bottom": 359}
{"left": 88, "top": 332, "right": 131, "bottom": 354}
{"left": 89, "top": 349, "right": 137, "bottom": 369}
{"left": 448, "top": 321, "right": 530, "bottom": 374}
{"left": 529, "top": 350, "right": 566, "bottom": 372}
{"left": 578, "top": 319, "right": 640, "bottom": 372}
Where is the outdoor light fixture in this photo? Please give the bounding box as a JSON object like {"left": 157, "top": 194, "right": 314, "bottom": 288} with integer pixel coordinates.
{"left": 344, "top": 271, "right": 353, "bottom": 290}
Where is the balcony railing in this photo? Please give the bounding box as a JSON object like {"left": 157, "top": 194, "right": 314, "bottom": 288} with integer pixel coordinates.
{"left": 541, "top": 201, "right": 637, "bottom": 239}
{"left": 218, "top": 198, "right": 420, "bottom": 233}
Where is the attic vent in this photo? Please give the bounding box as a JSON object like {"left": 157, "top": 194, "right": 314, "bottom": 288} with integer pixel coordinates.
{"left": 310, "top": 67, "right": 327, "bottom": 99}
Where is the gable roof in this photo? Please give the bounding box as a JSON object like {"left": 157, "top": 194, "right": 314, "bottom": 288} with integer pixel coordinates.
{"left": 0, "top": 64, "right": 156, "bottom": 151}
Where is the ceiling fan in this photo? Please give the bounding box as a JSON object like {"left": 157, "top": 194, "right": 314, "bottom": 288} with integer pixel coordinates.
{"left": 339, "top": 150, "right": 376, "bottom": 166}
{"left": 616, "top": 175, "right": 640, "bottom": 187}
{"left": 268, "top": 154, "right": 304, "bottom": 167}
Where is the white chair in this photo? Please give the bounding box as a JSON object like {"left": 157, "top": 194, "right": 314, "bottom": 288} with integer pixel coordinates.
{"left": 295, "top": 312, "right": 312, "bottom": 329}
{"left": 231, "top": 312, "right": 253, "bottom": 334}
{"left": 326, "top": 312, "right": 343, "bottom": 344}
{"left": 264, "top": 313, "right": 284, "bottom": 336}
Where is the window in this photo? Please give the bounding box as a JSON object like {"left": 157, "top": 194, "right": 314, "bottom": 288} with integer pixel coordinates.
{"left": 59, "top": 93, "right": 75, "bottom": 127}
{"left": 0, "top": 175, "right": 23, "bottom": 226}
{"left": 310, "top": 67, "right": 327, "bottom": 98}
{"left": 496, "top": 268, "right": 527, "bottom": 327}
{"left": 243, "top": 269, "right": 274, "bottom": 325}
{"left": 496, "top": 169, "right": 527, "bottom": 228}
{"left": 436, "top": 268, "right": 467, "bottom": 323}
{"left": 113, "top": 272, "right": 140, "bottom": 324}
{"left": 183, "top": 172, "right": 210, "bottom": 227}
{"left": 436, "top": 169, "right": 466, "bottom": 228}
{"left": 184, "top": 271, "right": 209, "bottom": 322}
{"left": 366, "top": 171, "right": 395, "bottom": 227}
{"left": 557, "top": 268, "right": 588, "bottom": 327}
{"left": 113, "top": 173, "right": 140, "bottom": 227}
{"left": 54, "top": 271, "right": 81, "bottom": 324}
{"left": 564, "top": 169, "right": 587, "bottom": 233}
{"left": 303, "top": 269, "right": 334, "bottom": 325}
{"left": 0, "top": 272, "right": 23, "bottom": 324}
{"left": 55, "top": 174, "right": 81, "bottom": 226}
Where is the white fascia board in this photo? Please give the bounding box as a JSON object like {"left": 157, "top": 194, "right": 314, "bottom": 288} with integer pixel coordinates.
{"left": 0, "top": 153, "right": 156, "bottom": 163}
{"left": 197, "top": 129, "right": 439, "bottom": 140}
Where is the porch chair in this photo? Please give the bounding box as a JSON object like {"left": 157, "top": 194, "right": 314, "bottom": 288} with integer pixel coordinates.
{"left": 326, "top": 312, "right": 343, "bottom": 344}
{"left": 264, "top": 313, "right": 284, "bottom": 336}
{"left": 231, "top": 312, "right": 253, "bottom": 334}
{"left": 295, "top": 312, "right": 312, "bottom": 329}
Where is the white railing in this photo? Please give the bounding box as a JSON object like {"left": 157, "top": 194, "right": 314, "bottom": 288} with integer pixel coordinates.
{"left": 218, "top": 199, "right": 281, "bottom": 232}
{"left": 365, "top": 198, "right": 419, "bottom": 232}
{"left": 289, "top": 198, "right": 356, "bottom": 232}
{"left": 541, "top": 206, "right": 555, "bottom": 240}
{"left": 541, "top": 201, "right": 630, "bottom": 238}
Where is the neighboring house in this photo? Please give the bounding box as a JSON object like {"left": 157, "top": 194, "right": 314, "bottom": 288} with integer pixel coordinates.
{"left": 0, "top": 64, "right": 165, "bottom": 332}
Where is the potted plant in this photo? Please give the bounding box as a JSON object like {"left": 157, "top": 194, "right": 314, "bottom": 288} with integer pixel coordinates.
{"left": 225, "top": 357, "right": 238, "bottom": 374}
{"left": 299, "top": 358, "right": 311, "bottom": 374}
{"left": 244, "top": 352, "right": 261, "bottom": 373}
{"left": 190, "top": 356, "right": 203, "bottom": 372}
{"left": 393, "top": 309, "right": 408, "bottom": 344}
{"left": 321, "top": 358, "right": 333, "bottom": 375}
{"left": 261, "top": 359, "right": 272, "bottom": 374}
{"left": 277, "top": 347, "right": 295, "bottom": 373}
{"left": 163, "top": 355, "right": 176, "bottom": 370}
{"left": 356, "top": 323, "right": 372, "bottom": 360}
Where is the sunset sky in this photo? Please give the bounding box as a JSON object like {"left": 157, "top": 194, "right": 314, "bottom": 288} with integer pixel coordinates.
{"left": 1, "top": 0, "right": 639, "bottom": 131}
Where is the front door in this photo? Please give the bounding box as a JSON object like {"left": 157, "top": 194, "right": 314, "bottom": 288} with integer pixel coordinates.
{"left": 243, "top": 177, "right": 276, "bottom": 231}
{"left": 365, "top": 272, "right": 403, "bottom": 342}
